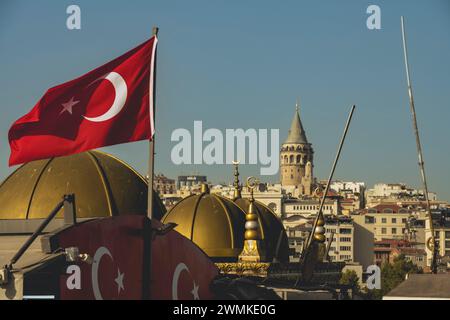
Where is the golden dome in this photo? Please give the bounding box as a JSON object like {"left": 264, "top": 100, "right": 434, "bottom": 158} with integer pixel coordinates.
{"left": 234, "top": 198, "right": 289, "bottom": 263}
{"left": 161, "top": 191, "right": 246, "bottom": 262}
{"left": 161, "top": 186, "right": 290, "bottom": 263}
{"left": 0, "top": 150, "right": 166, "bottom": 220}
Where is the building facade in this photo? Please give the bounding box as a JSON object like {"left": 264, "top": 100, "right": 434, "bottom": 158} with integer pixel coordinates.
{"left": 361, "top": 204, "right": 411, "bottom": 241}
{"left": 177, "top": 175, "right": 207, "bottom": 189}
{"left": 324, "top": 216, "right": 354, "bottom": 263}
{"left": 283, "top": 198, "right": 340, "bottom": 217}
{"left": 153, "top": 174, "right": 176, "bottom": 195}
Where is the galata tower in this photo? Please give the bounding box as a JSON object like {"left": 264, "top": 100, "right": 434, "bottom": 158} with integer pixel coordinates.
{"left": 280, "top": 101, "right": 314, "bottom": 195}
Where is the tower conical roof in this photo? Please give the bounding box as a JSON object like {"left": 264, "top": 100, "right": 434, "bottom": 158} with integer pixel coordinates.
{"left": 284, "top": 103, "right": 308, "bottom": 144}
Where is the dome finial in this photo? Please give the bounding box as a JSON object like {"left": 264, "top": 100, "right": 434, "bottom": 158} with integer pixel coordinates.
{"left": 238, "top": 177, "right": 265, "bottom": 263}
{"left": 296, "top": 97, "right": 300, "bottom": 114}
{"left": 313, "top": 211, "right": 326, "bottom": 243}
{"left": 201, "top": 183, "right": 209, "bottom": 194}
{"left": 232, "top": 160, "right": 242, "bottom": 200}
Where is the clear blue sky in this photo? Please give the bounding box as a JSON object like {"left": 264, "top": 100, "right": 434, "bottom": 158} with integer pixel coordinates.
{"left": 1, "top": 1, "right": 449, "bottom": 200}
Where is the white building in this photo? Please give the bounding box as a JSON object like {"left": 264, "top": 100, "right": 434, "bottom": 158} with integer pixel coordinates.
{"left": 366, "top": 183, "right": 437, "bottom": 207}
{"left": 283, "top": 198, "right": 340, "bottom": 218}
{"left": 330, "top": 181, "right": 365, "bottom": 195}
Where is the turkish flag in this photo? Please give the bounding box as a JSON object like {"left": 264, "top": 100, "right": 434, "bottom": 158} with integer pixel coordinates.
{"left": 8, "top": 36, "right": 158, "bottom": 166}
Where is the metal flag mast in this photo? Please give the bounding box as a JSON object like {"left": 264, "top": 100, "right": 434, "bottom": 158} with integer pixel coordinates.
{"left": 148, "top": 26, "right": 159, "bottom": 220}
{"left": 146, "top": 26, "right": 159, "bottom": 299}
{"left": 400, "top": 16, "right": 437, "bottom": 273}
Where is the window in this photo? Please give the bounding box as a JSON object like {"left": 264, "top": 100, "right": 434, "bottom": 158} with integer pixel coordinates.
{"left": 340, "top": 228, "right": 352, "bottom": 234}
{"left": 445, "top": 241, "right": 450, "bottom": 249}
{"left": 365, "top": 216, "right": 375, "bottom": 224}
{"left": 382, "top": 218, "right": 387, "bottom": 223}
{"left": 340, "top": 246, "right": 351, "bottom": 251}
{"left": 341, "top": 237, "right": 352, "bottom": 242}
{"left": 383, "top": 208, "right": 393, "bottom": 213}
{"left": 382, "top": 228, "right": 387, "bottom": 234}
{"left": 445, "top": 231, "right": 450, "bottom": 239}
{"left": 392, "top": 228, "right": 397, "bottom": 235}
{"left": 402, "top": 218, "right": 407, "bottom": 223}
{"left": 402, "top": 228, "right": 406, "bottom": 234}
{"left": 392, "top": 218, "right": 397, "bottom": 224}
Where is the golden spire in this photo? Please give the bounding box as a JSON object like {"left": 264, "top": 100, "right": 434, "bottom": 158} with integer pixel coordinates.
{"left": 313, "top": 212, "right": 326, "bottom": 243}
{"left": 201, "top": 183, "right": 210, "bottom": 194}
{"left": 232, "top": 160, "right": 242, "bottom": 200}
{"left": 238, "top": 177, "right": 265, "bottom": 262}
{"left": 245, "top": 177, "right": 258, "bottom": 240}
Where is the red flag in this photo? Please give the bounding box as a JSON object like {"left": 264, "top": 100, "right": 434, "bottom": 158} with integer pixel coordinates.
{"left": 8, "top": 36, "right": 158, "bottom": 166}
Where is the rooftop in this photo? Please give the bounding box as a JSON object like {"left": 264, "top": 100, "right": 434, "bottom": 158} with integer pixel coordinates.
{"left": 384, "top": 274, "right": 450, "bottom": 300}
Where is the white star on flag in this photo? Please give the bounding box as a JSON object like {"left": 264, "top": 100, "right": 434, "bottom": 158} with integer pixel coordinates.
{"left": 60, "top": 96, "right": 80, "bottom": 115}
{"left": 191, "top": 282, "right": 200, "bottom": 300}
{"left": 114, "top": 268, "right": 125, "bottom": 295}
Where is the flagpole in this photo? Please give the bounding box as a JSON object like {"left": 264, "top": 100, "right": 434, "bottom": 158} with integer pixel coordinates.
{"left": 148, "top": 27, "right": 159, "bottom": 220}
{"left": 146, "top": 26, "right": 158, "bottom": 300}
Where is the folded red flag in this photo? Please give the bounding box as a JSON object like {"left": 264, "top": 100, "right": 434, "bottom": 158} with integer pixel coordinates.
{"left": 8, "top": 36, "right": 158, "bottom": 166}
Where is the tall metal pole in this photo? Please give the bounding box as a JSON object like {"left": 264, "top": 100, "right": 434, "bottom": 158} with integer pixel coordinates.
{"left": 401, "top": 17, "right": 437, "bottom": 273}
{"left": 148, "top": 27, "right": 159, "bottom": 220}
{"left": 302, "top": 105, "right": 356, "bottom": 257}
{"left": 146, "top": 27, "right": 159, "bottom": 300}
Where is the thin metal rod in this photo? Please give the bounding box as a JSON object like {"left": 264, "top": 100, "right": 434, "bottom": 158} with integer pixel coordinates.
{"left": 401, "top": 16, "right": 437, "bottom": 273}
{"left": 303, "top": 105, "right": 356, "bottom": 254}
{"left": 9, "top": 196, "right": 69, "bottom": 268}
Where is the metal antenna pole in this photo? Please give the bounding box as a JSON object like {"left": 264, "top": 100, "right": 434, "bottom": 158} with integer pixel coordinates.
{"left": 401, "top": 16, "right": 437, "bottom": 273}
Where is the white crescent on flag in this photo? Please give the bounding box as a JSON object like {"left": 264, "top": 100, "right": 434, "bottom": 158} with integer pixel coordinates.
{"left": 83, "top": 72, "right": 128, "bottom": 122}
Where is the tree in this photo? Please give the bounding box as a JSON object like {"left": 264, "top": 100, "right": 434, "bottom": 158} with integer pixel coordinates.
{"left": 340, "top": 270, "right": 360, "bottom": 292}
{"left": 380, "top": 254, "right": 422, "bottom": 296}
{"left": 361, "top": 254, "right": 423, "bottom": 300}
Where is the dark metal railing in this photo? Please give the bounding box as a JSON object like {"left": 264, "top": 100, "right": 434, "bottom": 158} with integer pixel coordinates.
{"left": 7, "top": 194, "right": 75, "bottom": 269}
